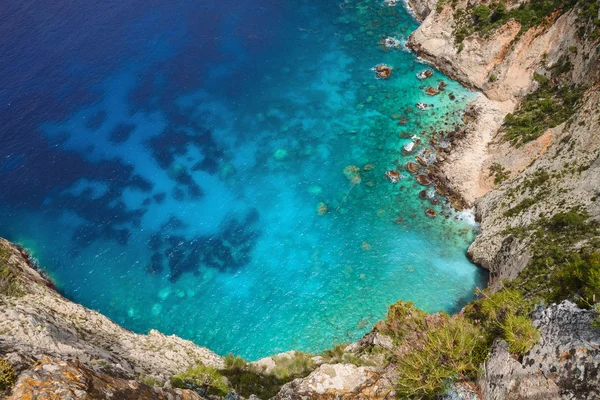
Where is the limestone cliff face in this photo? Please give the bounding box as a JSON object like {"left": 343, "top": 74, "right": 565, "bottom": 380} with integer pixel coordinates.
{"left": 0, "top": 238, "right": 220, "bottom": 399}
{"left": 273, "top": 364, "right": 395, "bottom": 400}
{"left": 479, "top": 302, "right": 600, "bottom": 400}
{"left": 7, "top": 357, "right": 204, "bottom": 400}
{"left": 1, "top": 1, "right": 600, "bottom": 398}
{"left": 407, "top": 0, "right": 600, "bottom": 286}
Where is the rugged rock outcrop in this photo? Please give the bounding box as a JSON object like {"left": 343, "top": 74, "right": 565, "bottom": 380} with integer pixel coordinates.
{"left": 7, "top": 357, "right": 205, "bottom": 400}
{"left": 273, "top": 363, "right": 395, "bottom": 400}
{"left": 480, "top": 302, "right": 600, "bottom": 400}
{"left": 469, "top": 87, "right": 600, "bottom": 286}
{"left": 0, "top": 238, "right": 221, "bottom": 398}
{"left": 407, "top": 0, "right": 600, "bottom": 285}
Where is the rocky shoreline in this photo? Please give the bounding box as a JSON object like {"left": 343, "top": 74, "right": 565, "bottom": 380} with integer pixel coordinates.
{"left": 2, "top": 0, "right": 600, "bottom": 398}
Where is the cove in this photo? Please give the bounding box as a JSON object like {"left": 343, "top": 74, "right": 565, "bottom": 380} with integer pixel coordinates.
{"left": 0, "top": 0, "right": 487, "bottom": 359}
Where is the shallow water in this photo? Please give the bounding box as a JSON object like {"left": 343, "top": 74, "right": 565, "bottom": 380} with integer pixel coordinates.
{"left": 0, "top": 0, "right": 487, "bottom": 359}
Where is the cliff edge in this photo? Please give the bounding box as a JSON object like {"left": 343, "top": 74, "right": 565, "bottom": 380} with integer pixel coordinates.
{"left": 0, "top": 238, "right": 220, "bottom": 399}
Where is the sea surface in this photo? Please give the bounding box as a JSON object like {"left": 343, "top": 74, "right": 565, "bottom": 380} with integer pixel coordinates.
{"left": 0, "top": 0, "right": 487, "bottom": 359}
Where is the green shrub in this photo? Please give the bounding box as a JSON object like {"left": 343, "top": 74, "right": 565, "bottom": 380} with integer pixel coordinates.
{"left": 503, "top": 82, "right": 585, "bottom": 146}
{"left": 489, "top": 163, "right": 509, "bottom": 184}
{"left": 170, "top": 364, "right": 228, "bottom": 396}
{"left": 436, "top": 0, "right": 446, "bottom": 13}
{"left": 467, "top": 289, "right": 532, "bottom": 324}
{"left": 220, "top": 352, "right": 315, "bottom": 399}
{"left": 0, "top": 255, "right": 25, "bottom": 298}
{"left": 139, "top": 375, "right": 162, "bottom": 387}
{"left": 224, "top": 353, "right": 247, "bottom": 370}
{"left": 465, "top": 289, "right": 538, "bottom": 355}
{"left": 503, "top": 197, "right": 537, "bottom": 217}
{"left": 472, "top": 5, "right": 492, "bottom": 26}
{"left": 453, "top": 0, "right": 583, "bottom": 44}
{"left": 593, "top": 303, "right": 600, "bottom": 328}
{"left": 220, "top": 368, "right": 285, "bottom": 399}
{"left": 319, "top": 344, "right": 380, "bottom": 367}
{"left": 547, "top": 210, "right": 590, "bottom": 232}
{"left": 0, "top": 358, "right": 16, "bottom": 392}
{"left": 269, "top": 352, "right": 315, "bottom": 381}
{"left": 507, "top": 209, "right": 600, "bottom": 302}
{"left": 533, "top": 72, "right": 549, "bottom": 85}
{"left": 551, "top": 251, "right": 600, "bottom": 305}
{"left": 501, "top": 314, "right": 540, "bottom": 354}
{"left": 375, "top": 301, "right": 428, "bottom": 342}
{"left": 394, "top": 315, "right": 487, "bottom": 398}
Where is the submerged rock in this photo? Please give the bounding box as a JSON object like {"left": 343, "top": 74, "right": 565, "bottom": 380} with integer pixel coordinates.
{"left": 373, "top": 64, "right": 393, "bottom": 79}
{"left": 317, "top": 202, "right": 328, "bottom": 216}
{"left": 363, "top": 163, "right": 376, "bottom": 171}
{"left": 406, "top": 162, "right": 420, "bottom": 173}
{"left": 385, "top": 170, "right": 400, "bottom": 183}
{"left": 426, "top": 86, "right": 440, "bottom": 96}
{"left": 416, "top": 69, "right": 433, "bottom": 80}
{"left": 343, "top": 165, "right": 361, "bottom": 184}
{"left": 425, "top": 209, "right": 437, "bottom": 218}
{"left": 402, "top": 141, "right": 417, "bottom": 155}
{"left": 416, "top": 175, "right": 432, "bottom": 185}
{"left": 273, "top": 148, "right": 289, "bottom": 161}
{"left": 379, "top": 37, "right": 403, "bottom": 49}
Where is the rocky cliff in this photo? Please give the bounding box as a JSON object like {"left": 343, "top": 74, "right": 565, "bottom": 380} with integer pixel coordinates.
{"left": 408, "top": 0, "right": 600, "bottom": 287}
{"left": 2, "top": 0, "right": 600, "bottom": 398}
{"left": 0, "top": 238, "right": 221, "bottom": 399}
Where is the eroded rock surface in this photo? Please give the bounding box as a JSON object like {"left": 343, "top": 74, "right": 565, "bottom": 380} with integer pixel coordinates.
{"left": 0, "top": 238, "right": 222, "bottom": 395}
{"left": 480, "top": 302, "right": 600, "bottom": 400}
{"left": 273, "top": 363, "right": 395, "bottom": 400}
{"left": 7, "top": 357, "right": 204, "bottom": 400}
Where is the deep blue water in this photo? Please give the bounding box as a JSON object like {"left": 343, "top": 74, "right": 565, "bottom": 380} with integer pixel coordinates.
{"left": 0, "top": 0, "right": 487, "bottom": 359}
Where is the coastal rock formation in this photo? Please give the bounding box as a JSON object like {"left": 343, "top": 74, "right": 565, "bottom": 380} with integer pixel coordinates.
{"left": 7, "top": 357, "right": 205, "bottom": 400}
{"left": 408, "top": 0, "right": 600, "bottom": 206}
{"left": 480, "top": 302, "right": 600, "bottom": 399}
{"left": 407, "top": 0, "right": 600, "bottom": 286}
{"left": 273, "top": 363, "right": 395, "bottom": 400}
{"left": 407, "top": 0, "right": 437, "bottom": 21}
{"left": 469, "top": 87, "right": 600, "bottom": 286}
{"left": 0, "top": 238, "right": 222, "bottom": 397}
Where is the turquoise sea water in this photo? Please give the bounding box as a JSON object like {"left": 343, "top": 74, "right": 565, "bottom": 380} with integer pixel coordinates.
{"left": 0, "top": 0, "right": 487, "bottom": 359}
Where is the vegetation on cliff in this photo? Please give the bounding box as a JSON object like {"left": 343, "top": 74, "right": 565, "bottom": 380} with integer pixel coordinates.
{"left": 0, "top": 358, "right": 16, "bottom": 395}
{"left": 0, "top": 247, "right": 24, "bottom": 298}
{"left": 502, "top": 79, "right": 585, "bottom": 145}
{"left": 452, "top": 0, "right": 599, "bottom": 45}
{"left": 371, "top": 295, "right": 538, "bottom": 398}
{"left": 505, "top": 209, "right": 600, "bottom": 306}
{"left": 170, "top": 364, "right": 229, "bottom": 396}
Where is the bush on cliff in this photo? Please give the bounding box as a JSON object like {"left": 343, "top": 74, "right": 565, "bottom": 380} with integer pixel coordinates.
{"left": 551, "top": 251, "right": 600, "bottom": 306}
{"left": 394, "top": 312, "right": 487, "bottom": 399}
{"left": 502, "top": 313, "right": 540, "bottom": 354}
{"left": 506, "top": 209, "right": 600, "bottom": 302}
{"left": 0, "top": 358, "right": 16, "bottom": 393}
{"left": 219, "top": 351, "right": 316, "bottom": 399}
{"left": 453, "top": 0, "right": 596, "bottom": 44}
{"left": 0, "top": 247, "right": 25, "bottom": 298}
{"left": 170, "top": 364, "right": 229, "bottom": 396}
{"left": 465, "top": 289, "right": 539, "bottom": 355}
{"left": 503, "top": 82, "right": 585, "bottom": 145}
